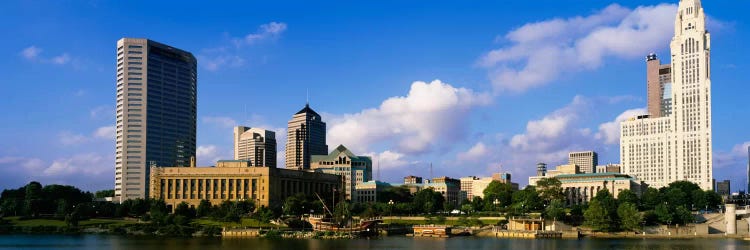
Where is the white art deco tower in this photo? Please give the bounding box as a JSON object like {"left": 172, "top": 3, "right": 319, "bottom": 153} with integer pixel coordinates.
{"left": 621, "top": 0, "right": 713, "bottom": 190}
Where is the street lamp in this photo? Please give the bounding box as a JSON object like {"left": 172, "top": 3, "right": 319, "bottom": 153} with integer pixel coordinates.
{"left": 493, "top": 199, "right": 500, "bottom": 215}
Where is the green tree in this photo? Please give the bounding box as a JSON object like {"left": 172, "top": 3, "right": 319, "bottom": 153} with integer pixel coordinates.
{"left": 483, "top": 181, "right": 514, "bottom": 209}
{"left": 617, "top": 202, "right": 642, "bottom": 231}
{"left": 535, "top": 178, "right": 564, "bottom": 204}
{"left": 544, "top": 199, "right": 566, "bottom": 221}
{"left": 470, "top": 197, "right": 484, "bottom": 212}
{"left": 584, "top": 199, "right": 614, "bottom": 232}
{"left": 654, "top": 203, "right": 673, "bottom": 224}
{"left": 94, "top": 190, "right": 115, "bottom": 198}
{"left": 617, "top": 190, "right": 639, "bottom": 207}
{"left": 23, "top": 181, "right": 43, "bottom": 217}
{"left": 413, "top": 189, "right": 444, "bottom": 214}
{"left": 512, "top": 186, "right": 543, "bottom": 212}
{"left": 674, "top": 206, "right": 694, "bottom": 225}
{"left": 196, "top": 200, "right": 212, "bottom": 217}
{"left": 174, "top": 202, "right": 196, "bottom": 219}
{"left": 640, "top": 188, "right": 661, "bottom": 210}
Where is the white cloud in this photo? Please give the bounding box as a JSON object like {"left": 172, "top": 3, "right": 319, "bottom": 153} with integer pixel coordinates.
{"left": 479, "top": 3, "right": 677, "bottom": 93}
{"left": 51, "top": 53, "right": 71, "bottom": 65}
{"left": 714, "top": 141, "right": 750, "bottom": 169}
{"left": 327, "top": 79, "right": 491, "bottom": 155}
{"left": 456, "top": 142, "right": 489, "bottom": 162}
{"left": 59, "top": 131, "right": 88, "bottom": 145}
{"left": 20, "top": 46, "right": 74, "bottom": 65}
{"left": 234, "top": 22, "right": 288, "bottom": 46}
{"left": 43, "top": 153, "right": 107, "bottom": 176}
{"left": 90, "top": 105, "right": 113, "bottom": 119}
{"left": 200, "top": 21, "right": 288, "bottom": 71}
{"left": 202, "top": 116, "right": 238, "bottom": 128}
{"left": 93, "top": 126, "right": 116, "bottom": 140}
{"left": 21, "top": 46, "right": 42, "bottom": 60}
{"left": 196, "top": 145, "right": 231, "bottom": 165}
{"left": 595, "top": 108, "right": 647, "bottom": 144}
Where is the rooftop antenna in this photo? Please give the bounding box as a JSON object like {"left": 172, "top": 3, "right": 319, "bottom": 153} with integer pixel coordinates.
{"left": 377, "top": 155, "right": 380, "bottom": 181}
{"left": 430, "top": 162, "right": 433, "bottom": 180}
{"left": 306, "top": 88, "right": 309, "bottom": 106}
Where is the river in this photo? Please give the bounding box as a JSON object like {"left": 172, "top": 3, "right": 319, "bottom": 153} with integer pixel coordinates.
{"left": 1, "top": 235, "right": 749, "bottom": 250}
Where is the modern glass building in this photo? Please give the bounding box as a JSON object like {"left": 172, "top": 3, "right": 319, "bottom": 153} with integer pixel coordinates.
{"left": 114, "top": 38, "right": 197, "bottom": 202}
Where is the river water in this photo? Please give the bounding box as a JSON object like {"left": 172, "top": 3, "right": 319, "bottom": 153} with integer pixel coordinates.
{"left": 1, "top": 234, "right": 749, "bottom": 250}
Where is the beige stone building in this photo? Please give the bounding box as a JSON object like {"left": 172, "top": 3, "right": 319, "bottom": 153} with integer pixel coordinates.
{"left": 310, "top": 145, "right": 372, "bottom": 201}
{"left": 568, "top": 151, "right": 598, "bottom": 174}
{"left": 233, "top": 126, "right": 276, "bottom": 168}
{"left": 285, "top": 104, "right": 328, "bottom": 170}
{"left": 149, "top": 160, "right": 340, "bottom": 209}
{"left": 431, "top": 177, "right": 461, "bottom": 207}
{"left": 646, "top": 53, "right": 673, "bottom": 118}
{"left": 529, "top": 164, "right": 645, "bottom": 206}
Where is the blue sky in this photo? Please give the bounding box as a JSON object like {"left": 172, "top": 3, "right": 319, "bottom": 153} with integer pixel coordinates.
{"left": 0, "top": 0, "right": 748, "bottom": 192}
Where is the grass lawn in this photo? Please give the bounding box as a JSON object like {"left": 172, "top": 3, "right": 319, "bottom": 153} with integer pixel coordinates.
{"left": 192, "top": 218, "right": 283, "bottom": 228}
{"left": 4, "top": 216, "right": 138, "bottom": 228}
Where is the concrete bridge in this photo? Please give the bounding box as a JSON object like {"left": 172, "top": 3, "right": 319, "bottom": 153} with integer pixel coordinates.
{"left": 725, "top": 204, "right": 750, "bottom": 235}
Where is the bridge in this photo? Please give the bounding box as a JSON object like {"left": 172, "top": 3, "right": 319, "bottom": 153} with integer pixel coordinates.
{"left": 725, "top": 204, "right": 750, "bottom": 235}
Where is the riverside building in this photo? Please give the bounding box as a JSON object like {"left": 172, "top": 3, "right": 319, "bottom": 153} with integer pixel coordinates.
{"left": 569, "top": 151, "right": 598, "bottom": 174}
{"left": 310, "top": 145, "right": 372, "bottom": 201}
{"left": 149, "top": 160, "right": 340, "bottom": 210}
{"left": 621, "top": 0, "right": 713, "bottom": 190}
{"left": 114, "top": 38, "right": 198, "bottom": 202}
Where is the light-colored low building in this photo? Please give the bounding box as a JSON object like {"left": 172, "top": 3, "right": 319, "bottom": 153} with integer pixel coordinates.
{"left": 431, "top": 177, "right": 461, "bottom": 207}
{"left": 310, "top": 145, "right": 372, "bottom": 202}
{"left": 354, "top": 180, "right": 392, "bottom": 203}
{"left": 459, "top": 176, "right": 479, "bottom": 201}
{"left": 149, "top": 160, "right": 340, "bottom": 210}
{"left": 469, "top": 177, "right": 493, "bottom": 200}
{"left": 595, "top": 164, "right": 621, "bottom": 173}
{"left": 529, "top": 163, "right": 645, "bottom": 206}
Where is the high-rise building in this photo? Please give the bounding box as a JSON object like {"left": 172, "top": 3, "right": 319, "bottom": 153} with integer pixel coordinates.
{"left": 233, "top": 126, "right": 277, "bottom": 168}
{"left": 621, "top": 0, "right": 713, "bottom": 190}
{"left": 310, "top": 145, "right": 372, "bottom": 201}
{"left": 646, "top": 53, "right": 673, "bottom": 118}
{"left": 114, "top": 38, "right": 197, "bottom": 202}
{"left": 569, "top": 151, "right": 598, "bottom": 174}
{"left": 285, "top": 104, "right": 328, "bottom": 170}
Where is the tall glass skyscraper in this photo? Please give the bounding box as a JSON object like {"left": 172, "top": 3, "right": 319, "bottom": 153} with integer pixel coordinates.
{"left": 285, "top": 104, "right": 328, "bottom": 170}
{"left": 114, "top": 38, "right": 197, "bottom": 202}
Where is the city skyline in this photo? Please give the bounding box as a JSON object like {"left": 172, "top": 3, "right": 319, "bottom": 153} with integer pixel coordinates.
{"left": 1, "top": 0, "right": 748, "bottom": 192}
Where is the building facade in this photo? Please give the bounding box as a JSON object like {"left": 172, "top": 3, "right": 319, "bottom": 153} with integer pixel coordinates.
{"left": 149, "top": 160, "right": 340, "bottom": 209}
{"left": 431, "top": 177, "right": 461, "bottom": 207}
{"left": 647, "top": 53, "right": 673, "bottom": 118}
{"left": 233, "top": 126, "right": 276, "bottom": 168}
{"left": 621, "top": 0, "right": 713, "bottom": 190}
{"left": 310, "top": 145, "right": 372, "bottom": 202}
{"left": 115, "top": 38, "right": 197, "bottom": 202}
{"left": 716, "top": 180, "right": 730, "bottom": 198}
{"left": 596, "top": 164, "right": 621, "bottom": 173}
{"left": 285, "top": 104, "right": 328, "bottom": 170}
{"left": 529, "top": 164, "right": 645, "bottom": 205}
{"left": 459, "top": 176, "right": 479, "bottom": 201}
{"left": 569, "top": 151, "right": 598, "bottom": 174}
{"left": 469, "top": 177, "right": 493, "bottom": 200}
{"left": 354, "top": 181, "right": 391, "bottom": 203}
{"left": 404, "top": 176, "right": 423, "bottom": 184}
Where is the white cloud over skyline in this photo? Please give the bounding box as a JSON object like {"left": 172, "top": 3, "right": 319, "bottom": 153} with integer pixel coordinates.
{"left": 479, "top": 4, "right": 678, "bottom": 93}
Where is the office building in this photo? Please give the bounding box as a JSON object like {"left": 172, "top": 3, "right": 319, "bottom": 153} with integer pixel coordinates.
{"left": 621, "top": 0, "right": 713, "bottom": 190}
{"left": 310, "top": 145, "right": 372, "bottom": 201}
{"left": 459, "top": 176, "right": 479, "bottom": 201}
{"left": 233, "top": 126, "right": 276, "bottom": 168}
{"left": 149, "top": 160, "right": 340, "bottom": 209}
{"left": 354, "top": 181, "right": 391, "bottom": 203}
{"left": 716, "top": 180, "right": 730, "bottom": 198}
{"left": 285, "top": 104, "right": 328, "bottom": 170}
{"left": 404, "top": 176, "right": 423, "bottom": 184}
{"left": 431, "top": 176, "right": 461, "bottom": 207}
{"left": 596, "top": 164, "right": 621, "bottom": 173}
{"left": 646, "top": 53, "right": 673, "bottom": 118}
{"left": 114, "top": 38, "right": 197, "bottom": 202}
{"left": 569, "top": 151, "right": 598, "bottom": 174}
{"left": 536, "top": 163, "right": 547, "bottom": 177}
